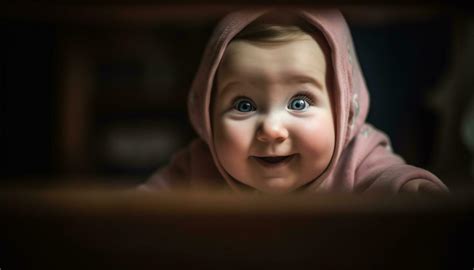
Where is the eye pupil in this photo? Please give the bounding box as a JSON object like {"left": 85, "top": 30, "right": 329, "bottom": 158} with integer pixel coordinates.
{"left": 236, "top": 100, "right": 254, "bottom": 112}
{"left": 290, "top": 99, "right": 307, "bottom": 110}
{"left": 240, "top": 102, "right": 250, "bottom": 111}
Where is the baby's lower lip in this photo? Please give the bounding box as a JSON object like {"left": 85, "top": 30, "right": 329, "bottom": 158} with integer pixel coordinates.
{"left": 252, "top": 155, "right": 296, "bottom": 168}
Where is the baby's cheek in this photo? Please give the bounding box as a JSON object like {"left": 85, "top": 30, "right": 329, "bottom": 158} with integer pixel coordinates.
{"left": 215, "top": 119, "right": 254, "bottom": 155}
{"left": 292, "top": 115, "right": 335, "bottom": 156}
{"left": 213, "top": 119, "right": 255, "bottom": 181}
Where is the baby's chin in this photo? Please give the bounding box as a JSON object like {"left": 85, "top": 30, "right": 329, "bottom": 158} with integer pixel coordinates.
{"left": 251, "top": 177, "right": 302, "bottom": 194}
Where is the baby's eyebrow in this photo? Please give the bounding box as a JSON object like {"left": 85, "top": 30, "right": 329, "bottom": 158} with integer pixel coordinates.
{"left": 217, "top": 74, "right": 324, "bottom": 98}
{"left": 285, "top": 74, "right": 324, "bottom": 91}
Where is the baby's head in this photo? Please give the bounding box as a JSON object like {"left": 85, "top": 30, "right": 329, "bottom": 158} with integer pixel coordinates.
{"left": 211, "top": 17, "right": 335, "bottom": 193}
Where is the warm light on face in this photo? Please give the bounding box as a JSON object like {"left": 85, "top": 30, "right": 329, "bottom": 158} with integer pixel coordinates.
{"left": 212, "top": 34, "right": 335, "bottom": 193}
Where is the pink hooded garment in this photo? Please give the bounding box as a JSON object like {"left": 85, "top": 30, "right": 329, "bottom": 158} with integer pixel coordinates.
{"left": 141, "top": 9, "right": 448, "bottom": 194}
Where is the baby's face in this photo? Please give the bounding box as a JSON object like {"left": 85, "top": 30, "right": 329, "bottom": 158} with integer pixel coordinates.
{"left": 212, "top": 34, "right": 335, "bottom": 193}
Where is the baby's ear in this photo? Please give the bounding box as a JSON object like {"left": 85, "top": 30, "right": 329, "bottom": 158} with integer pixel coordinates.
{"left": 400, "top": 179, "right": 447, "bottom": 194}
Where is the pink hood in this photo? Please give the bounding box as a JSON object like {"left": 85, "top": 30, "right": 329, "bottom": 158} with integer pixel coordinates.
{"left": 144, "top": 8, "right": 448, "bottom": 193}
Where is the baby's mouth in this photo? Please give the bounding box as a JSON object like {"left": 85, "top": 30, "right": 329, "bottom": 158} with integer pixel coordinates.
{"left": 252, "top": 155, "right": 295, "bottom": 167}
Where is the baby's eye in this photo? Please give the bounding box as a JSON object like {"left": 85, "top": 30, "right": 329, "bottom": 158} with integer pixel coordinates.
{"left": 233, "top": 98, "right": 256, "bottom": 112}
{"left": 288, "top": 95, "right": 312, "bottom": 111}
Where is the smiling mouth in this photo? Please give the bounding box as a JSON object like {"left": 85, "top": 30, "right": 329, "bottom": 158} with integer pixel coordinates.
{"left": 252, "top": 155, "right": 296, "bottom": 167}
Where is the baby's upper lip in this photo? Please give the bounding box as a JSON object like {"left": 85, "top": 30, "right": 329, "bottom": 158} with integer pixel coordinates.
{"left": 252, "top": 154, "right": 295, "bottom": 158}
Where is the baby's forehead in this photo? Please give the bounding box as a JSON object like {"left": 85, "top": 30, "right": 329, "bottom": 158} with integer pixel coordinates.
{"left": 219, "top": 37, "right": 329, "bottom": 80}
{"left": 223, "top": 21, "right": 331, "bottom": 65}
{"left": 214, "top": 43, "right": 330, "bottom": 106}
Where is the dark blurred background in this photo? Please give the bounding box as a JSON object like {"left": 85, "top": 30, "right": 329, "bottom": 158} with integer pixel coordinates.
{"left": 1, "top": 4, "right": 474, "bottom": 191}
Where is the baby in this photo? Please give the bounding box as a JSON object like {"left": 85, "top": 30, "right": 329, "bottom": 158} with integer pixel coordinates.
{"left": 140, "top": 9, "right": 448, "bottom": 194}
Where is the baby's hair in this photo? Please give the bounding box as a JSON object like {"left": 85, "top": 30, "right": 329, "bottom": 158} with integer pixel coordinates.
{"left": 233, "top": 24, "right": 309, "bottom": 43}
{"left": 232, "top": 13, "right": 323, "bottom": 45}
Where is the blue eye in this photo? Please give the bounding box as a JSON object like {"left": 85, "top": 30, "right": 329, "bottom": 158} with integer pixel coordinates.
{"left": 233, "top": 98, "right": 256, "bottom": 112}
{"left": 288, "top": 98, "right": 310, "bottom": 111}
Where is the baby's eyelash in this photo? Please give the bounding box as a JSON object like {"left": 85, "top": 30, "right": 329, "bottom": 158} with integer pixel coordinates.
{"left": 231, "top": 96, "right": 253, "bottom": 106}
{"left": 292, "top": 92, "right": 315, "bottom": 105}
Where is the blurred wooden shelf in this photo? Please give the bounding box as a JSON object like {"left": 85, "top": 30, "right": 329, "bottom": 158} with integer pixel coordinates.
{"left": 1, "top": 187, "right": 473, "bottom": 269}
{"left": 1, "top": 4, "right": 469, "bottom": 26}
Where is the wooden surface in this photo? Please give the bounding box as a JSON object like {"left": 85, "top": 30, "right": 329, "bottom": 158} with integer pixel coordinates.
{"left": 1, "top": 187, "right": 473, "bottom": 269}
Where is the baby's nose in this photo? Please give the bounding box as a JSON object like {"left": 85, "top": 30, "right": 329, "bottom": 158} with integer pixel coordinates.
{"left": 256, "top": 115, "right": 289, "bottom": 143}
